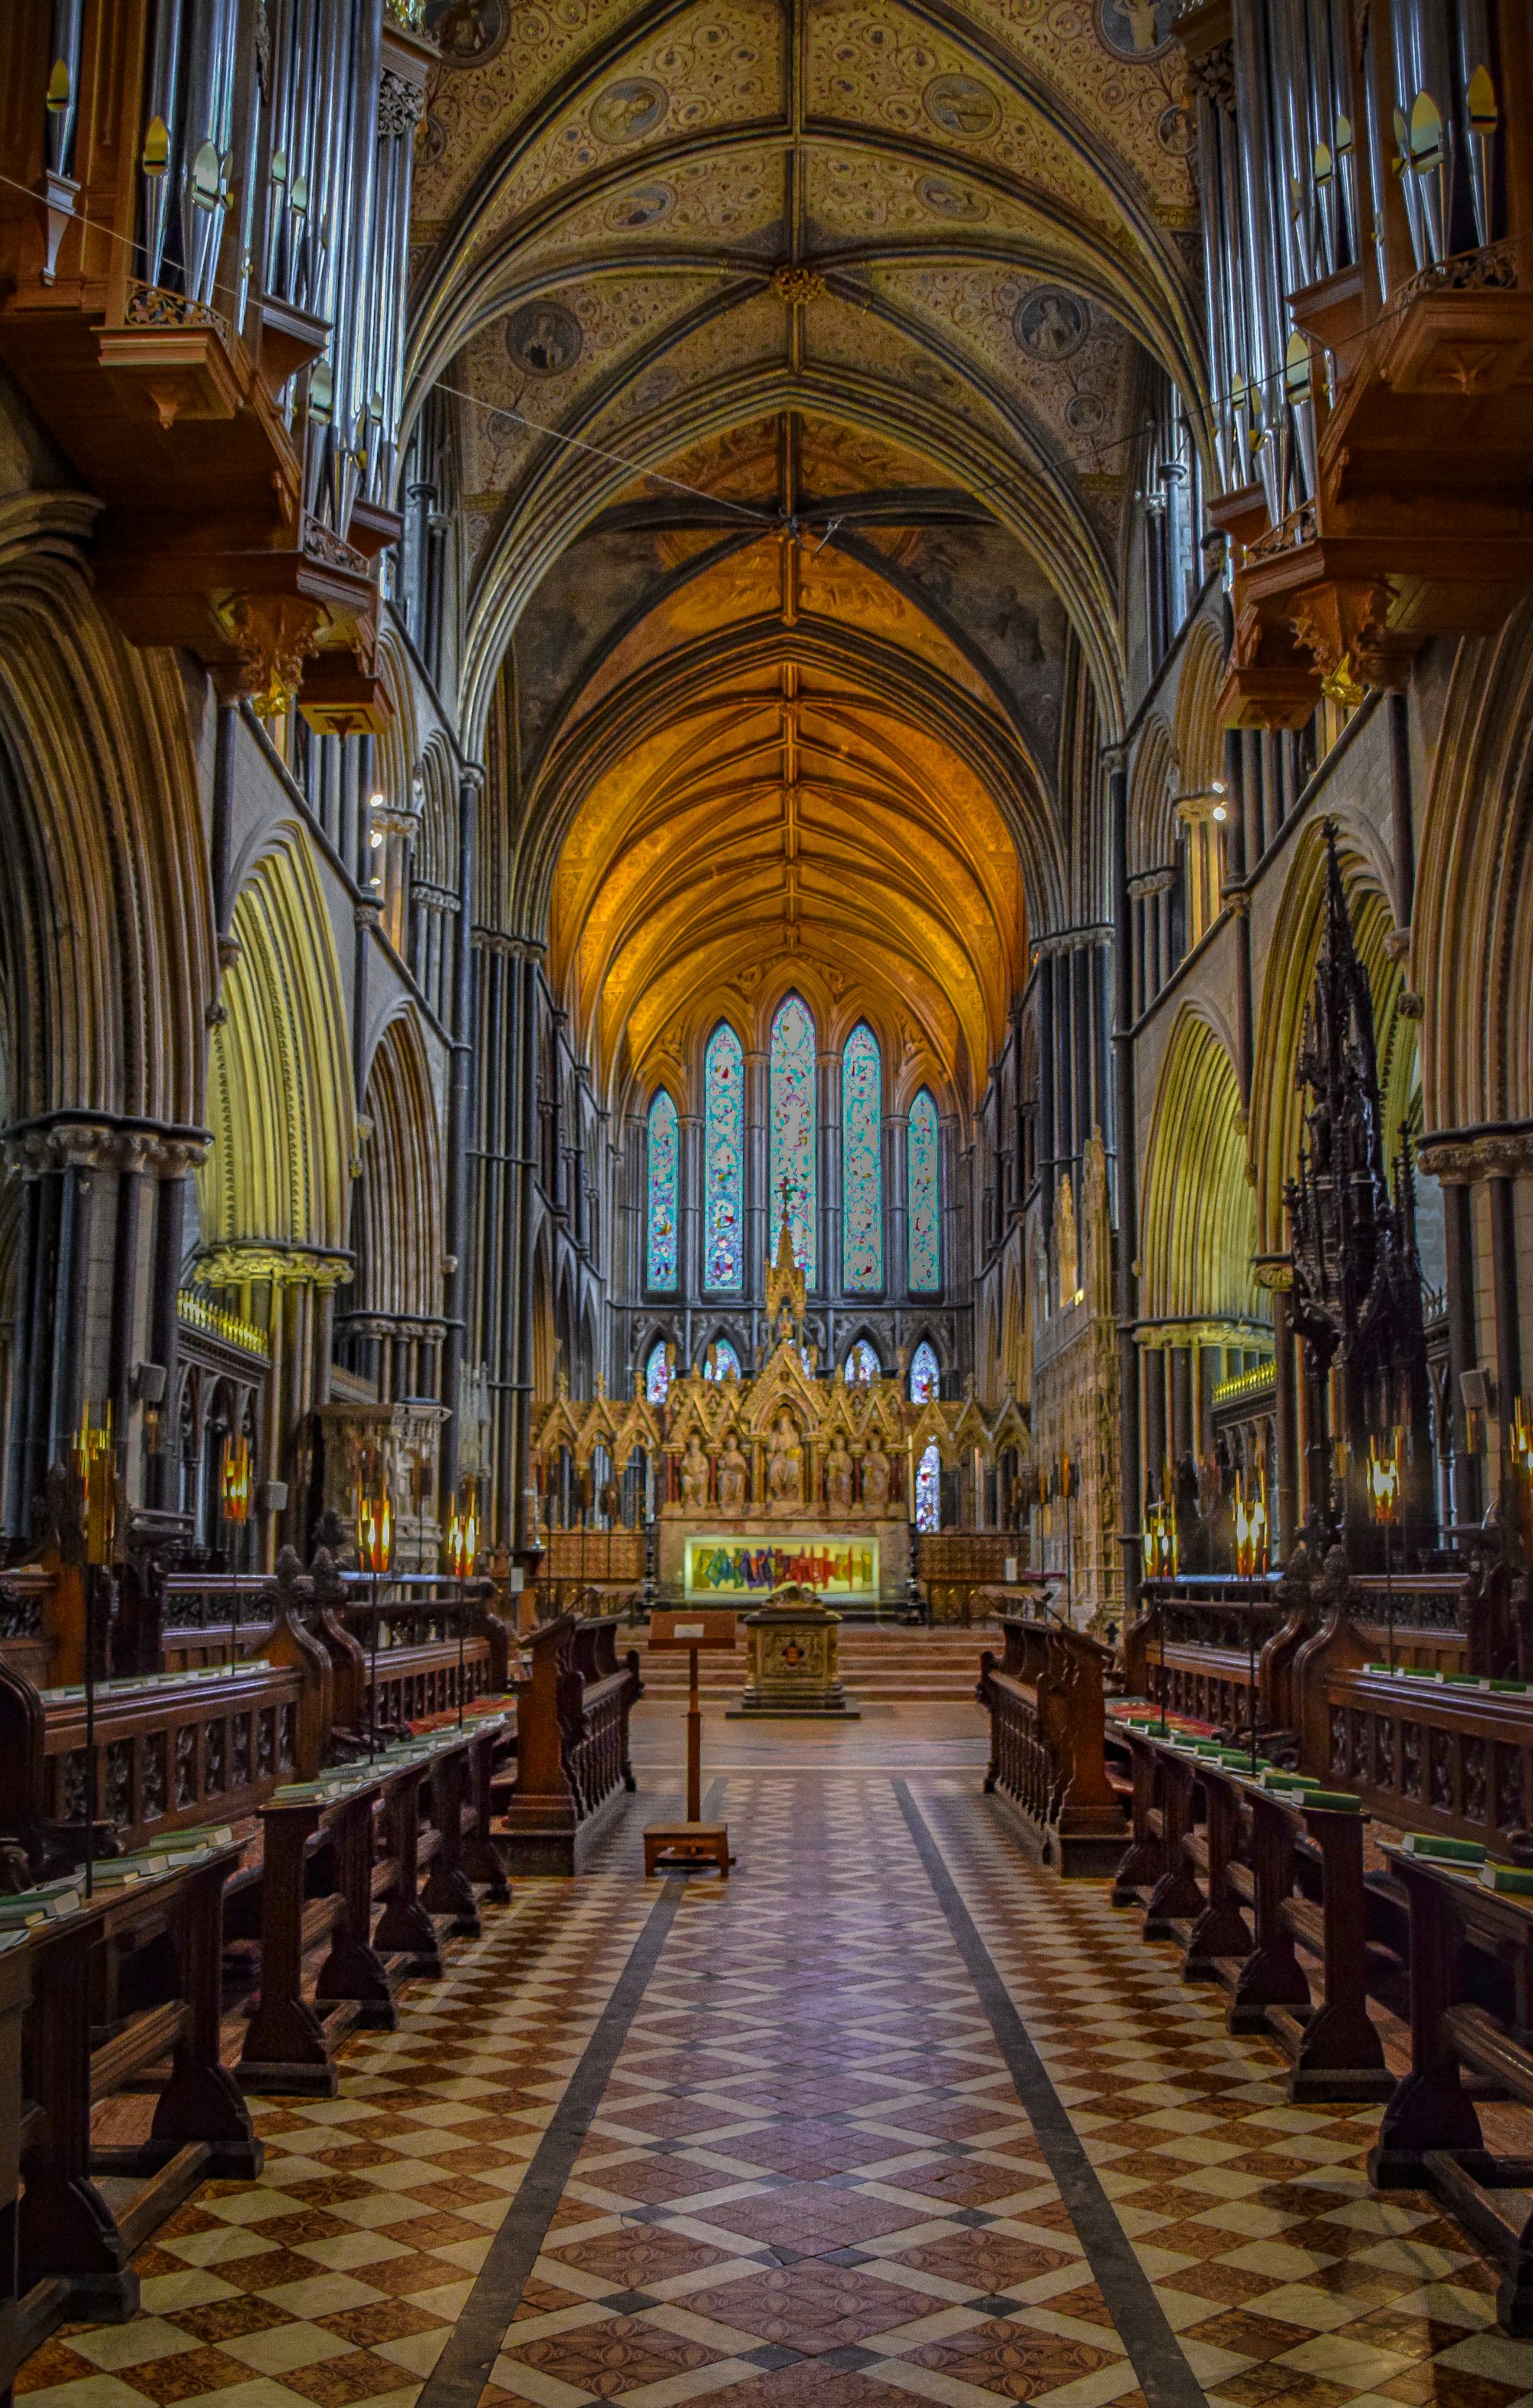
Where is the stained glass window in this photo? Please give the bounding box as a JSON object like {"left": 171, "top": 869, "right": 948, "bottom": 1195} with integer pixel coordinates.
{"left": 704, "top": 1021, "right": 744, "bottom": 1289}
{"left": 844, "top": 1339, "right": 880, "bottom": 1385}
{"left": 916, "top": 1439, "right": 941, "bottom": 1531}
{"left": 908, "top": 1089, "right": 940, "bottom": 1292}
{"left": 841, "top": 1022, "right": 882, "bottom": 1290}
{"left": 704, "top": 1337, "right": 742, "bottom": 1381}
{"left": 909, "top": 1340, "right": 940, "bottom": 1403}
{"left": 645, "top": 1342, "right": 671, "bottom": 1404}
{"left": 770, "top": 994, "right": 817, "bottom": 1284}
{"left": 645, "top": 1090, "right": 678, "bottom": 1291}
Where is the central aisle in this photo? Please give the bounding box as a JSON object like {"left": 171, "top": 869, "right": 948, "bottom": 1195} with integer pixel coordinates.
{"left": 21, "top": 1730, "right": 1528, "bottom": 2408}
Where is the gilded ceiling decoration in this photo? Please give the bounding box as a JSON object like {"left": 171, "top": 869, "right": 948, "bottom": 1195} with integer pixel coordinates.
{"left": 405, "top": 0, "right": 1203, "bottom": 1133}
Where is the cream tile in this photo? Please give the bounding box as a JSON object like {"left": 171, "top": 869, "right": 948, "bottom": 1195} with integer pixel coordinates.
{"left": 221, "top": 2322, "right": 356, "bottom": 2374}
{"left": 67, "top": 2318, "right": 201, "bottom": 2370}
{"left": 257, "top": 2270, "right": 389, "bottom": 2317}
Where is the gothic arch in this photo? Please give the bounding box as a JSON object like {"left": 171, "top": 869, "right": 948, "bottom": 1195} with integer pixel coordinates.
{"left": 1249, "top": 820, "right": 1404, "bottom": 1254}
{"left": 353, "top": 1010, "right": 445, "bottom": 1323}
{"left": 0, "top": 490, "right": 215, "bottom": 1132}
{"left": 1415, "top": 602, "right": 1533, "bottom": 1131}
{"left": 198, "top": 830, "right": 356, "bottom": 1269}
{"left": 1140, "top": 1010, "right": 1263, "bottom": 1332}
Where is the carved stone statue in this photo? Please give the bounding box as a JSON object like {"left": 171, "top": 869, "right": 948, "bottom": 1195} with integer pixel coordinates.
{"left": 766, "top": 1413, "right": 803, "bottom": 1508}
{"left": 679, "top": 1434, "right": 711, "bottom": 1510}
{"left": 717, "top": 1432, "right": 749, "bottom": 1515}
{"left": 824, "top": 1434, "right": 855, "bottom": 1516}
{"left": 861, "top": 1431, "right": 891, "bottom": 1515}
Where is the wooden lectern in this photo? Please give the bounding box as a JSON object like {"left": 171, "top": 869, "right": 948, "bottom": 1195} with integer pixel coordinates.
{"left": 643, "top": 1610, "right": 737, "bottom": 1875}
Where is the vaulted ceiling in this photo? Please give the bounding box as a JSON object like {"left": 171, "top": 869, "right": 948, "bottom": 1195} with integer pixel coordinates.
{"left": 406, "top": 0, "right": 1204, "bottom": 1114}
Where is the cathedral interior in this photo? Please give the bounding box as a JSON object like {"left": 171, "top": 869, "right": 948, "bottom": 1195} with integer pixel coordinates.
{"left": 3, "top": 0, "right": 1533, "bottom": 2401}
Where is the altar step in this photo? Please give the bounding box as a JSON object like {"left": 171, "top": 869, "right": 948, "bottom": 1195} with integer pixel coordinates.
{"left": 633, "top": 1624, "right": 995, "bottom": 1702}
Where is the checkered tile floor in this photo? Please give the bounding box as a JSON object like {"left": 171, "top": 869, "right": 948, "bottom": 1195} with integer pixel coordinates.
{"left": 20, "top": 1741, "right": 1533, "bottom": 2408}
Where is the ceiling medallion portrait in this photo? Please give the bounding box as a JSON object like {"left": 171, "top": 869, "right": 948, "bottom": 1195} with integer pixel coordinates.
{"left": 609, "top": 183, "right": 675, "bottom": 230}
{"left": 1094, "top": 0, "right": 1180, "bottom": 61}
{"left": 505, "top": 299, "right": 584, "bottom": 376}
{"left": 423, "top": 0, "right": 510, "bottom": 67}
{"left": 922, "top": 75, "right": 1000, "bottom": 141}
{"left": 1065, "top": 390, "right": 1105, "bottom": 432}
{"left": 918, "top": 174, "right": 988, "bottom": 222}
{"left": 1014, "top": 287, "right": 1089, "bottom": 361}
{"left": 591, "top": 77, "right": 670, "bottom": 146}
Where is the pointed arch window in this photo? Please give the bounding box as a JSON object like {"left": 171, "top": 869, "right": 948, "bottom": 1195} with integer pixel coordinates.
{"left": 844, "top": 1339, "right": 881, "bottom": 1385}
{"left": 704, "top": 1021, "right": 744, "bottom": 1290}
{"left": 908, "top": 1089, "right": 941, "bottom": 1293}
{"left": 645, "top": 1341, "right": 672, "bottom": 1404}
{"left": 915, "top": 1441, "right": 941, "bottom": 1531}
{"left": 704, "top": 1336, "right": 743, "bottom": 1381}
{"left": 909, "top": 1340, "right": 940, "bottom": 1404}
{"left": 645, "top": 1091, "right": 678, "bottom": 1291}
{"left": 769, "top": 994, "right": 817, "bottom": 1284}
{"left": 841, "top": 1022, "right": 882, "bottom": 1291}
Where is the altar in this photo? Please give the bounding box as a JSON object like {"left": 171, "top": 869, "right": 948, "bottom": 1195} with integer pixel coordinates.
{"left": 530, "top": 1198, "right": 1031, "bottom": 1611}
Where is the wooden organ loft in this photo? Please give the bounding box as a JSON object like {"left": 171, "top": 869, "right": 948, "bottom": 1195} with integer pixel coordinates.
{"left": 0, "top": 0, "right": 432, "bottom": 728}
{"left": 1180, "top": 0, "right": 1533, "bottom": 727}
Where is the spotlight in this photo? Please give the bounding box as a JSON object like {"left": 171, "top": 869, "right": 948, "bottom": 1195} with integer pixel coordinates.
{"left": 370, "top": 829, "right": 384, "bottom": 848}
{"left": 1213, "top": 803, "right": 1227, "bottom": 823}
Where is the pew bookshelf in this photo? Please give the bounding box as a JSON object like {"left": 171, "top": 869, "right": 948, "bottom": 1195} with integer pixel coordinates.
{"left": 0, "top": 1530, "right": 647, "bottom": 2393}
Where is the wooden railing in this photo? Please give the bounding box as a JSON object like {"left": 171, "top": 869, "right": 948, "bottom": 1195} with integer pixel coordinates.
{"left": 1371, "top": 1843, "right": 1533, "bottom": 2336}
{"left": 916, "top": 1533, "right": 1020, "bottom": 1624}
{"left": 977, "top": 1617, "right": 1125, "bottom": 1875}
{"left": 1111, "top": 1725, "right": 1397, "bottom": 2104}
{"left": 501, "top": 1615, "right": 642, "bottom": 1872}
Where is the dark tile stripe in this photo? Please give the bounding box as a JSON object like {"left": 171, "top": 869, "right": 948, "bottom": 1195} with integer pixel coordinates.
{"left": 416, "top": 1783, "right": 723, "bottom": 2408}
{"left": 894, "top": 1780, "right": 1206, "bottom": 2408}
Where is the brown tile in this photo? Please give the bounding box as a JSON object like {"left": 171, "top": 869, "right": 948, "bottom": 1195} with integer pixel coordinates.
{"left": 907, "top": 2315, "right": 1118, "bottom": 2399}
{"left": 679, "top": 2263, "right": 940, "bottom": 2353}
{"left": 1039, "top": 2276, "right": 1118, "bottom": 2330}
{"left": 893, "top": 2232, "right": 1075, "bottom": 2290}
{"left": 713, "top": 2182, "right": 921, "bottom": 2252}
{"left": 117, "top": 2344, "right": 258, "bottom": 2400}
{"left": 281, "top": 2177, "right": 379, "bottom": 2208}
{"left": 1160, "top": 2261, "right": 1289, "bottom": 2308}
{"left": 1215, "top": 2370, "right": 1356, "bottom": 2408}
{"left": 212, "top": 2246, "right": 337, "bottom": 2293}
{"left": 500, "top": 2314, "right": 727, "bottom": 2397}
{"left": 1183, "top": 2308, "right": 1318, "bottom": 2361}
{"left": 510, "top": 2275, "right": 593, "bottom": 2323}
{"left": 307, "top": 2143, "right": 411, "bottom": 2172}
{"left": 13, "top": 2339, "right": 99, "bottom": 2393}
{"left": 259, "top": 2209, "right": 356, "bottom": 2249}
{"left": 167, "top": 2295, "right": 298, "bottom": 2344}
{"left": 599, "top": 2094, "right": 749, "bottom": 2139}
{"left": 544, "top": 2224, "right": 730, "bottom": 2286}
{"left": 1375, "top": 2367, "right": 1522, "bottom": 2407}
{"left": 374, "top": 2210, "right": 488, "bottom": 2251}
{"left": 570, "top": 2151, "right": 722, "bottom": 2205}
{"left": 340, "top": 2249, "right": 459, "bottom": 2299}
{"left": 900, "top": 2160, "right": 1046, "bottom": 2209}
{"left": 402, "top": 2175, "right": 507, "bottom": 2209}
{"left": 719, "top": 2121, "right": 913, "bottom": 2179}
{"left": 317, "top": 2301, "right": 451, "bottom": 2347}
{"left": 279, "top": 2347, "right": 420, "bottom": 2403}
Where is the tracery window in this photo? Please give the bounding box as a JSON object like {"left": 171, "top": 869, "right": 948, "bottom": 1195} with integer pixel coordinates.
{"left": 908, "top": 1088, "right": 941, "bottom": 1292}
{"left": 844, "top": 1339, "right": 880, "bottom": 1385}
{"left": 704, "top": 1337, "right": 742, "bottom": 1380}
{"left": 645, "top": 1090, "right": 678, "bottom": 1291}
{"left": 704, "top": 1021, "right": 744, "bottom": 1290}
{"left": 645, "top": 1341, "right": 671, "bottom": 1404}
{"left": 769, "top": 993, "right": 817, "bottom": 1283}
{"left": 915, "top": 1440, "right": 941, "bottom": 1531}
{"left": 909, "top": 1340, "right": 940, "bottom": 1403}
{"left": 841, "top": 1022, "right": 882, "bottom": 1291}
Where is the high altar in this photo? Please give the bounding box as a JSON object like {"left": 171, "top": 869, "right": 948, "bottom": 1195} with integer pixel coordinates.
{"left": 533, "top": 1208, "right": 1032, "bottom": 1610}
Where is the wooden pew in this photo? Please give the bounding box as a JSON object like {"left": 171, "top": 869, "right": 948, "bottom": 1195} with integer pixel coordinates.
{"left": 1111, "top": 1726, "right": 1395, "bottom": 2101}
{"left": 16, "top": 1841, "right": 259, "bottom": 2331}
{"left": 0, "top": 1937, "right": 35, "bottom": 2406}
{"left": 234, "top": 1715, "right": 512, "bottom": 2095}
{"left": 1370, "top": 1843, "right": 1533, "bottom": 2334}
{"left": 499, "top": 1615, "right": 641, "bottom": 1873}
{"left": 978, "top": 1617, "right": 1126, "bottom": 1874}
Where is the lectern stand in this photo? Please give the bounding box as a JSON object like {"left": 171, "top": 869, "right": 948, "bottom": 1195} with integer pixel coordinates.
{"left": 643, "top": 1609, "right": 737, "bottom": 1876}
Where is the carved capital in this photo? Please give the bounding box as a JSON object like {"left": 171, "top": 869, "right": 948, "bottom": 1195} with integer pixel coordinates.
{"left": 377, "top": 64, "right": 426, "bottom": 139}
{"left": 226, "top": 593, "right": 325, "bottom": 717}
{"left": 1416, "top": 1131, "right": 1533, "bottom": 1183}
{"left": 1288, "top": 577, "right": 1410, "bottom": 705}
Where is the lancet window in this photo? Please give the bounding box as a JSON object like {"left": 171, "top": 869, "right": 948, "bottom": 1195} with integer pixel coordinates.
{"left": 704, "top": 1021, "right": 744, "bottom": 1290}
{"left": 770, "top": 994, "right": 818, "bottom": 1283}
{"left": 909, "top": 1341, "right": 940, "bottom": 1403}
{"left": 908, "top": 1089, "right": 941, "bottom": 1292}
{"left": 844, "top": 1339, "right": 881, "bottom": 1385}
{"left": 704, "top": 1337, "right": 743, "bottom": 1380}
{"left": 841, "top": 1023, "right": 882, "bottom": 1291}
{"left": 645, "top": 1341, "right": 671, "bottom": 1403}
{"left": 646, "top": 1090, "right": 678, "bottom": 1291}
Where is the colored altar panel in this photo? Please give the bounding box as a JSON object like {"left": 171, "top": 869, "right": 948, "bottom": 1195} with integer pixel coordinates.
{"left": 685, "top": 1535, "right": 879, "bottom": 1599}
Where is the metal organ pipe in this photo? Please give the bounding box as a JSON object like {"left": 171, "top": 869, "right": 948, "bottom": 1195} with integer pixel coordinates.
{"left": 138, "top": 0, "right": 182, "bottom": 289}
{"left": 179, "top": 0, "right": 238, "bottom": 310}
{"left": 44, "top": 0, "right": 84, "bottom": 184}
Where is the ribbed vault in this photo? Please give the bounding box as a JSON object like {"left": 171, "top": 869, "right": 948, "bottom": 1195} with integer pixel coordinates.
{"left": 407, "top": 0, "right": 1204, "bottom": 1106}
